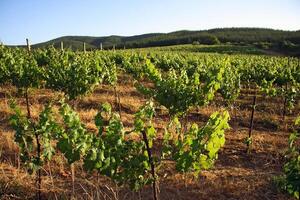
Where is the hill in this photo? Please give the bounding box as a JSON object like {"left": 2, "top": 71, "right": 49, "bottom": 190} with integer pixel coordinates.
{"left": 29, "top": 28, "right": 300, "bottom": 56}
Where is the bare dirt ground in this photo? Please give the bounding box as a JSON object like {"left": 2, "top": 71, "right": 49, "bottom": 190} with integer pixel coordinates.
{"left": 0, "top": 74, "right": 299, "bottom": 200}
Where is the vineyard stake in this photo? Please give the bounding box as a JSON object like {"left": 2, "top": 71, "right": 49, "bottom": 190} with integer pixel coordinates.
{"left": 83, "top": 42, "right": 86, "bottom": 53}
{"left": 113, "top": 85, "right": 122, "bottom": 120}
{"left": 60, "top": 41, "right": 64, "bottom": 51}
{"left": 26, "top": 39, "right": 42, "bottom": 200}
{"left": 247, "top": 91, "right": 257, "bottom": 154}
{"left": 233, "top": 102, "right": 238, "bottom": 131}
{"left": 26, "top": 38, "right": 31, "bottom": 51}
{"left": 48, "top": 162, "right": 58, "bottom": 200}
{"left": 71, "top": 164, "right": 75, "bottom": 196}
{"left": 141, "top": 130, "right": 158, "bottom": 200}
{"left": 117, "top": 91, "right": 122, "bottom": 120}
{"left": 181, "top": 112, "right": 188, "bottom": 142}
{"left": 25, "top": 87, "right": 42, "bottom": 200}
{"left": 282, "top": 83, "right": 288, "bottom": 121}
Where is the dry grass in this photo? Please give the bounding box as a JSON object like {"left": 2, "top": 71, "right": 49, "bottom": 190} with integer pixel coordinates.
{"left": 0, "top": 74, "right": 299, "bottom": 200}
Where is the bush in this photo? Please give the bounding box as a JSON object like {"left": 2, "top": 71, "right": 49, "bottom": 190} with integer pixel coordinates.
{"left": 211, "top": 36, "right": 220, "bottom": 45}
{"left": 254, "top": 42, "right": 271, "bottom": 49}
{"left": 197, "top": 35, "right": 220, "bottom": 45}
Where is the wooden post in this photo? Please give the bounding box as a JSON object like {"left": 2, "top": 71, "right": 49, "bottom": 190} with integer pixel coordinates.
{"left": 141, "top": 130, "right": 158, "bottom": 200}
{"left": 282, "top": 83, "right": 288, "bottom": 121}
{"left": 100, "top": 42, "right": 103, "bottom": 51}
{"left": 71, "top": 164, "right": 75, "bottom": 196}
{"left": 113, "top": 44, "right": 115, "bottom": 51}
{"left": 60, "top": 41, "right": 64, "bottom": 51}
{"left": 283, "top": 57, "right": 290, "bottom": 122}
{"left": 26, "top": 38, "right": 31, "bottom": 51}
{"left": 113, "top": 85, "right": 122, "bottom": 120}
{"left": 83, "top": 42, "right": 86, "bottom": 53}
{"left": 247, "top": 93, "right": 256, "bottom": 154}
{"left": 26, "top": 38, "right": 41, "bottom": 200}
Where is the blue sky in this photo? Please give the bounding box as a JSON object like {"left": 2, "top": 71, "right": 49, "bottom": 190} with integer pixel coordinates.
{"left": 1, "top": 0, "right": 299, "bottom": 45}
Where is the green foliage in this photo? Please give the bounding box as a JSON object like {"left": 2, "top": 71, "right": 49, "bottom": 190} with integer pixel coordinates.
{"left": 1, "top": 45, "right": 299, "bottom": 109}
{"left": 275, "top": 117, "right": 300, "bottom": 199}
{"left": 37, "top": 47, "right": 106, "bottom": 100}
{"left": 0, "top": 46, "right": 42, "bottom": 90}
{"left": 172, "top": 111, "right": 230, "bottom": 175}
{"left": 8, "top": 99, "right": 156, "bottom": 191}
{"left": 219, "top": 64, "right": 241, "bottom": 103}
{"left": 57, "top": 100, "right": 94, "bottom": 163}
{"left": 57, "top": 100, "right": 157, "bottom": 191}
{"left": 9, "top": 101, "right": 58, "bottom": 174}
{"left": 8, "top": 95, "right": 231, "bottom": 192}
{"left": 0, "top": 45, "right": 12, "bottom": 85}
{"left": 135, "top": 57, "right": 226, "bottom": 117}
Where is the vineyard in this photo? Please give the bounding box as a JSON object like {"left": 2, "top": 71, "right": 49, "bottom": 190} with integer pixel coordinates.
{"left": 0, "top": 44, "right": 300, "bottom": 200}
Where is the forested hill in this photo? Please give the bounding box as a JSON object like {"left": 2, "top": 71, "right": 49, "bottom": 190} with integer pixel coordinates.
{"left": 30, "top": 28, "right": 300, "bottom": 55}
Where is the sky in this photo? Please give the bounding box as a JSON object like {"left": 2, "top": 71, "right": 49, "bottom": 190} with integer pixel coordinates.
{"left": 0, "top": 0, "right": 299, "bottom": 45}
